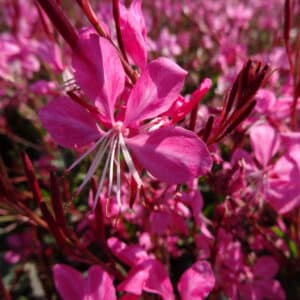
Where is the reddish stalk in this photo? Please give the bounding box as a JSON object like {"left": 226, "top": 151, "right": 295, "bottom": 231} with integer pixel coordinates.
{"left": 50, "top": 172, "right": 68, "bottom": 232}
{"left": 290, "top": 31, "right": 300, "bottom": 129}
{"left": 35, "top": 0, "right": 78, "bottom": 48}
{"left": 75, "top": 0, "right": 109, "bottom": 38}
{"left": 34, "top": 1, "right": 55, "bottom": 41}
{"left": 91, "top": 178, "right": 106, "bottom": 246}
{"left": 112, "top": 0, "right": 129, "bottom": 62}
{"left": 9, "top": 0, "right": 20, "bottom": 36}
{"left": 21, "top": 152, "right": 43, "bottom": 204}
{"left": 283, "top": 0, "right": 300, "bottom": 129}
{"left": 74, "top": 0, "right": 137, "bottom": 83}
{"left": 205, "top": 60, "right": 269, "bottom": 144}
{"left": 188, "top": 104, "right": 199, "bottom": 131}
{"left": 0, "top": 176, "right": 49, "bottom": 229}
{"left": 200, "top": 115, "right": 214, "bottom": 143}
{"left": 284, "top": 0, "right": 293, "bottom": 70}
{"left": 129, "top": 175, "right": 138, "bottom": 208}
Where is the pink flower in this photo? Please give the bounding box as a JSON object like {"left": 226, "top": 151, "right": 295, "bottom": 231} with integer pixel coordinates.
{"left": 117, "top": 259, "right": 174, "bottom": 300}
{"left": 107, "top": 237, "right": 149, "bottom": 267}
{"left": 107, "top": 238, "right": 174, "bottom": 299}
{"left": 239, "top": 256, "right": 286, "bottom": 300}
{"left": 214, "top": 230, "right": 285, "bottom": 300}
{"left": 119, "top": 0, "right": 148, "bottom": 69}
{"left": 177, "top": 261, "right": 215, "bottom": 300}
{"left": 39, "top": 30, "right": 212, "bottom": 207}
{"left": 249, "top": 122, "right": 280, "bottom": 168}
{"left": 266, "top": 132, "right": 300, "bottom": 213}
{"left": 53, "top": 264, "right": 116, "bottom": 300}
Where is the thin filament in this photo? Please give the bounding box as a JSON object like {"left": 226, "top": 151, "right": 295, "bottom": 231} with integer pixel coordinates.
{"left": 93, "top": 136, "right": 116, "bottom": 211}
{"left": 108, "top": 135, "right": 118, "bottom": 196}
{"left": 116, "top": 136, "right": 121, "bottom": 208}
{"left": 67, "top": 129, "right": 112, "bottom": 172}
{"left": 76, "top": 133, "right": 112, "bottom": 194}
{"left": 119, "top": 133, "right": 143, "bottom": 188}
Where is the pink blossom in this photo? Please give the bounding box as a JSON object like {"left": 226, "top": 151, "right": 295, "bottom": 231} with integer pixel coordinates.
{"left": 239, "top": 256, "right": 286, "bottom": 300}
{"left": 119, "top": 0, "right": 148, "bottom": 69}
{"left": 107, "top": 237, "right": 149, "bottom": 267}
{"left": 39, "top": 30, "right": 212, "bottom": 207}
{"left": 164, "top": 78, "right": 212, "bottom": 124}
{"left": 214, "top": 230, "right": 285, "bottom": 300}
{"left": 117, "top": 258, "right": 174, "bottom": 300}
{"left": 177, "top": 261, "right": 215, "bottom": 300}
{"left": 53, "top": 264, "right": 116, "bottom": 300}
{"left": 266, "top": 132, "right": 300, "bottom": 213}
{"left": 249, "top": 122, "right": 280, "bottom": 167}
{"left": 156, "top": 28, "right": 182, "bottom": 57}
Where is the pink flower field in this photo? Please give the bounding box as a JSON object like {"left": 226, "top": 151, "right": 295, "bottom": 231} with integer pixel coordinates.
{"left": 0, "top": 0, "right": 299, "bottom": 299}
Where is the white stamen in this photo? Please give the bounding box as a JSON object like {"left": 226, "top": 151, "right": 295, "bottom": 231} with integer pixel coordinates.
{"left": 69, "top": 124, "right": 143, "bottom": 213}
{"left": 138, "top": 116, "right": 168, "bottom": 132}
{"left": 67, "top": 130, "right": 112, "bottom": 172}
{"left": 116, "top": 136, "right": 121, "bottom": 208}
{"left": 119, "top": 133, "right": 143, "bottom": 188}
{"left": 108, "top": 135, "right": 118, "bottom": 196}
{"left": 76, "top": 134, "right": 111, "bottom": 194}
{"left": 93, "top": 137, "right": 116, "bottom": 210}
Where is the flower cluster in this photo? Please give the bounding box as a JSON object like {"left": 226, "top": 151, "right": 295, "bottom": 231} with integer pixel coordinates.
{"left": 1, "top": 0, "right": 300, "bottom": 299}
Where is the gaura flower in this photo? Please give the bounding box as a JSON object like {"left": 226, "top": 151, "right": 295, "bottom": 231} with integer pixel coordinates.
{"left": 119, "top": 0, "right": 148, "bottom": 69}
{"left": 177, "top": 261, "right": 215, "bottom": 300}
{"left": 53, "top": 264, "right": 116, "bottom": 300}
{"left": 39, "top": 30, "right": 212, "bottom": 208}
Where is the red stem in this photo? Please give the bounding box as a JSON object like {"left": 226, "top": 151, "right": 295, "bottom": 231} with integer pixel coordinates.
{"left": 34, "top": 1, "right": 55, "bottom": 41}
{"left": 50, "top": 172, "right": 68, "bottom": 232}
{"left": 75, "top": 0, "right": 109, "bottom": 38}
{"left": 21, "top": 152, "right": 43, "bottom": 204}
{"left": 91, "top": 178, "right": 106, "bottom": 246}
{"left": 188, "top": 104, "right": 199, "bottom": 131}
{"left": 112, "top": 0, "right": 129, "bottom": 62}
{"left": 35, "top": 0, "right": 78, "bottom": 48}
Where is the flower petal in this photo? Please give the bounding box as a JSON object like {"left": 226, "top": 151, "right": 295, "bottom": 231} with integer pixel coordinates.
{"left": 120, "top": 0, "right": 148, "bottom": 69}
{"left": 253, "top": 256, "right": 279, "bottom": 279}
{"left": 177, "top": 261, "right": 215, "bottom": 300}
{"left": 107, "top": 237, "right": 149, "bottom": 267}
{"left": 249, "top": 122, "right": 279, "bottom": 167}
{"left": 85, "top": 265, "right": 116, "bottom": 300}
{"left": 118, "top": 259, "right": 174, "bottom": 300}
{"left": 39, "top": 96, "right": 102, "bottom": 148}
{"left": 126, "top": 126, "right": 212, "bottom": 184}
{"left": 53, "top": 264, "right": 85, "bottom": 300}
{"left": 124, "top": 58, "right": 187, "bottom": 125}
{"left": 72, "top": 31, "right": 125, "bottom": 122}
{"left": 165, "top": 78, "right": 212, "bottom": 123}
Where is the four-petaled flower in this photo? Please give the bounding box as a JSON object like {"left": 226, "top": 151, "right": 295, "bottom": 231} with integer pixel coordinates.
{"left": 39, "top": 30, "right": 212, "bottom": 208}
